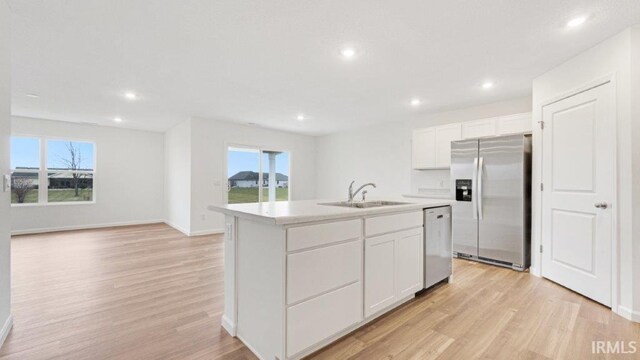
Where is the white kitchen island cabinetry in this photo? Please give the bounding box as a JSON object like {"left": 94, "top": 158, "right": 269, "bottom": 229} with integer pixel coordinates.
{"left": 209, "top": 199, "right": 452, "bottom": 360}
{"left": 364, "top": 211, "right": 424, "bottom": 318}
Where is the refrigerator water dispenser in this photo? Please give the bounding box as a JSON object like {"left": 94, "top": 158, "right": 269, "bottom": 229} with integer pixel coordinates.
{"left": 455, "top": 179, "right": 473, "bottom": 202}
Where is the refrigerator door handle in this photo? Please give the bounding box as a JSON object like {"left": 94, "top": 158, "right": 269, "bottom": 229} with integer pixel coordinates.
{"left": 478, "top": 157, "right": 484, "bottom": 220}
{"left": 472, "top": 157, "right": 479, "bottom": 219}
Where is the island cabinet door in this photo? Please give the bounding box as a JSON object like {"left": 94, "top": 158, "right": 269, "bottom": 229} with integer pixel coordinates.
{"left": 286, "top": 282, "right": 362, "bottom": 358}
{"left": 364, "top": 227, "right": 424, "bottom": 318}
{"left": 364, "top": 233, "right": 397, "bottom": 318}
{"left": 396, "top": 227, "right": 424, "bottom": 298}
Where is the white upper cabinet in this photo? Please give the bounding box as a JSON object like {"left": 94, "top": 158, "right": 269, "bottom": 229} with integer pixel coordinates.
{"left": 461, "top": 118, "right": 497, "bottom": 139}
{"left": 412, "top": 128, "right": 436, "bottom": 169}
{"left": 434, "top": 123, "right": 462, "bottom": 168}
{"left": 496, "top": 113, "right": 532, "bottom": 135}
{"left": 412, "top": 112, "right": 531, "bottom": 169}
{"left": 412, "top": 124, "right": 461, "bottom": 169}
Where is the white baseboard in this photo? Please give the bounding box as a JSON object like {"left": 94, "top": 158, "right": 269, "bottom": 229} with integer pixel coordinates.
{"left": 617, "top": 305, "right": 640, "bottom": 323}
{"left": 189, "top": 228, "right": 224, "bottom": 236}
{"left": 221, "top": 315, "right": 236, "bottom": 336}
{"left": 0, "top": 315, "right": 13, "bottom": 350}
{"left": 529, "top": 265, "right": 541, "bottom": 277}
{"left": 164, "top": 221, "right": 191, "bottom": 236}
{"left": 11, "top": 219, "right": 165, "bottom": 236}
{"left": 12, "top": 219, "right": 223, "bottom": 238}
{"left": 163, "top": 221, "right": 223, "bottom": 237}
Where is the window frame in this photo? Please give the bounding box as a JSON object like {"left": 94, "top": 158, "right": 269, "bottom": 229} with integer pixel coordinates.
{"left": 9, "top": 136, "right": 41, "bottom": 206}
{"left": 225, "top": 143, "right": 291, "bottom": 204}
{"left": 10, "top": 134, "right": 97, "bottom": 207}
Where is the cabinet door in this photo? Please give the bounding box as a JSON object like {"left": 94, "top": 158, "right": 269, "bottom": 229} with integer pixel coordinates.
{"left": 287, "top": 240, "right": 362, "bottom": 305}
{"left": 435, "top": 123, "right": 462, "bottom": 168}
{"left": 461, "top": 118, "right": 497, "bottom": 139}
{"left": 364, "top": 233, "right": 396, "bottom": 318}
{"left": 496, "top": 113, "right": 532, "bottom": 135}
{"left": 412, "top": 128, "right": 436, "bottom": 169}
{"left": 396, "top": 227, "right": 424, "bottom": 298}
{"left": 287, "top": 282, "right": 362, "bottom": 357}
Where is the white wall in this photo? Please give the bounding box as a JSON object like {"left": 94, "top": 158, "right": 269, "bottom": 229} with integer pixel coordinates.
{"left": 532, "top": 28, "right": 638, "bottom": 321}
{"left": 164, "top": 119, "right": 192, "bottom": 234}
{"left": 315, "top": 96, "right": 532, "bottom": 199}
{"left": 0, "top": 0, "right": 13, "bottom": 347}
{"left": 11, "top": 117, "right": 165, "bottom": 234}
{"left": 190, "top": 117, "right": 317, "bottom": 235}
{"left": 630, "top": 25, "right": 640, "bottom": 318}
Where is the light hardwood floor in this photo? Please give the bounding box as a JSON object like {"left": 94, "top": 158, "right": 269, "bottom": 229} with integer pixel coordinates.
{"left": 0, "top": 224, "right": 638, "bottom": 359}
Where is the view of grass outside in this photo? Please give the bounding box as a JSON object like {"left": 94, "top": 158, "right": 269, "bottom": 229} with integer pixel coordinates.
{"left": 228, "top": 187, "right": 289, "bottom": 204}
{"left": 10, "top": 188, "right": 38, "bottom": 203}
{"left": 227, "top": 147, "right": 290, "bottom": 204}
{"left": 49, "top": 189, "right": 93, "bottom": 202}
{"left": 11, "top": 137, "right": 95, "bottom": 204}
{"left": 11, "top": 189, "right": 94, "bottom": 203}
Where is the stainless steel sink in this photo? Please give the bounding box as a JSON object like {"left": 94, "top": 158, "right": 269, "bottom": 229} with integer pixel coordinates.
{"left": 319, "top": 200, "right": 412, "bottom": 208}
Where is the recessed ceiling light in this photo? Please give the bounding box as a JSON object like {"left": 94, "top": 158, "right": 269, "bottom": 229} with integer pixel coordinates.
{"left": 296, "top": 114, "right": 306, "bottom": 121}
{"left": 124, "top": 92, "right": 137, "bottom": 100}
{"left": 113, "top": 117, "right": 123, "bottom": 123}
{"left": 482, "top": 81, "right": 494, "bottom": 90}
{"left": 566, "top": 16, "right": 587, "bottom": 28}
{"left": 26, "top": 93, "right": 39, "bottom": 98}
{"left": 410, "top": 98, "right": 422, "bottom": 107}
{"left": 340, "top": 47, "right": 357, "bottom": 60}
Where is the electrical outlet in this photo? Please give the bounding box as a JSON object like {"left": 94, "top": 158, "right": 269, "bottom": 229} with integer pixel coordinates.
{"left": 225, "top": 223, "right": 233, "bottom": 241}
{"left": 3, "top": 174, "right": 9, "bottom": 192}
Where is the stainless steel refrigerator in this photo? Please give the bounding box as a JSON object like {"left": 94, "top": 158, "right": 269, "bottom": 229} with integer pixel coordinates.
{"left": 450, "top": 134, "right": 531, "bottom": 271}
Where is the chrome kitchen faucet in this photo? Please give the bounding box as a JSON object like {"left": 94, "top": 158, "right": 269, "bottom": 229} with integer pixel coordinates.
{"left": 348, "top": 181, "right": 376, "bottom": 202}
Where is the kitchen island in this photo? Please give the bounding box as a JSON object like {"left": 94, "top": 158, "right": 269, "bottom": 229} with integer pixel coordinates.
{"left": 208, "top": 198, "right": 453, "bottom": 360}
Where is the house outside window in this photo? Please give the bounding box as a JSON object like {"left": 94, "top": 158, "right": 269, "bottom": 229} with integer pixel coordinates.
{"left": 10, "top": 136, "right": 95, "bottom": 205}
{"left": 226, "top": 146, "right": 290, "bottom": 204}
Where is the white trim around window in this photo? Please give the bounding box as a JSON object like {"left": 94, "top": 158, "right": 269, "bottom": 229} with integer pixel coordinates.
{"left": 224, "top": 142, "right": 292, "bottom": 204}
{"left": 10, "top": 135, "right": 97, "bottom": 207}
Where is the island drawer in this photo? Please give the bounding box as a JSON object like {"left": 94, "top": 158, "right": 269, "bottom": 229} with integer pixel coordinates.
{"left": 287, "top": 281, "right": 362, "bottom": 357}
{"left": 287, "top": 239, "right": 362, "bottom": 304}
{"left": 287, "top": 219, "right": 361, "bottom": 251}
{"left": 365, "top": 211, "right": 423, "bottom": 237}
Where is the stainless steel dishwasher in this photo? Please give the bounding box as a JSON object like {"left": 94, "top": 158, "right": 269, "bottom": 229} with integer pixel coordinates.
{"left": 424, "top": 206, "right": 452, "bottom": 289}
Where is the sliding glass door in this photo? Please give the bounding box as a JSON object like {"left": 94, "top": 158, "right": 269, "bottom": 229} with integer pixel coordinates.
{"left": 227, "top": 146, "right": 290, "bottom": 204}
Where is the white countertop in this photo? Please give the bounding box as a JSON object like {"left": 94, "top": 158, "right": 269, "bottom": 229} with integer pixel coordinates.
{"left": 403, "top": 193, "right": 453, "bottom": 199}
{"left": 208, "top": 198, "right": 454, "bottom": 225}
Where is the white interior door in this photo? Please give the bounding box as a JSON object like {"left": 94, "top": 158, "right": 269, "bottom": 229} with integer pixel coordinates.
{"left": 541, "top": 82, "right": 614, "bottom": 306}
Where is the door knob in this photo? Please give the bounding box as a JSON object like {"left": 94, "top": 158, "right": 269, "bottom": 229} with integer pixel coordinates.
{"left": 594, "top": 202, "right": 608, "bottom": 209}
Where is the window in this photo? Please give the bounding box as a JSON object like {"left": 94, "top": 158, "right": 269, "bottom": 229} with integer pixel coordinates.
{"left": 46, "top": 140, "right": 95, "bottom": 202}
{"left": 227, "top": 146, "right": 290, "bottom": 204}
{"left": 10, "top": 136, "right": 95, "bottom": 205}
{"left": 10, "top": 137, "right": 40, "bottom": 204}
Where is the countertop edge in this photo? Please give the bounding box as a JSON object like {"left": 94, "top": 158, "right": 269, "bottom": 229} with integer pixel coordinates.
{"left": 208, "top": 200, "right": 454, "bottom": 226}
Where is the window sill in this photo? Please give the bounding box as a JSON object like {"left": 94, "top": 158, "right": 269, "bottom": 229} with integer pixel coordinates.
{"left": 11, "top": 201, "right": 96, "bottom": 207}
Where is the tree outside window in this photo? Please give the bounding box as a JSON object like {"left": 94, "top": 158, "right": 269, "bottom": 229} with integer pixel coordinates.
{"left": 10, "top": 136, "right": 95, "bottom": 205}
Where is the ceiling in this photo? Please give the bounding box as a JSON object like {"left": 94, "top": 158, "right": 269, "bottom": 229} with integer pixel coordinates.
{"left": 9, "top": 1, "right": 640, "bottom": 135}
